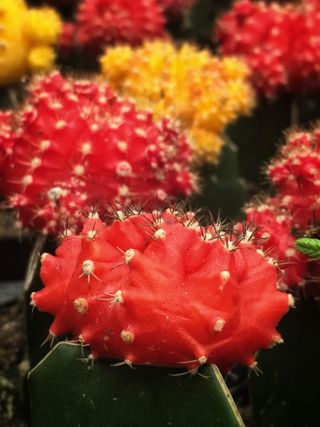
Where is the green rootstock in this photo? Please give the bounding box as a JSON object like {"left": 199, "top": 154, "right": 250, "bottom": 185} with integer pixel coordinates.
{"left": 28, "top": 342, "right": 244, "bottom": 427}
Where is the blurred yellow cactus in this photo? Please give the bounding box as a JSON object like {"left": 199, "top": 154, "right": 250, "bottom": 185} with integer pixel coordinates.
{"left": 100, "top": 40, "right": 255, "bottom": 163}
{"left": 0, "top": 0, "right": 61, "bottom": 86}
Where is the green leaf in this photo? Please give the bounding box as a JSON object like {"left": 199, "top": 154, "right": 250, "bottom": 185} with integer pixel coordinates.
{"left": 28, "top": 342, "right": 244, "bottom": 427}
{"left": 295, "top": 237, "right": 320, "bottom": 258}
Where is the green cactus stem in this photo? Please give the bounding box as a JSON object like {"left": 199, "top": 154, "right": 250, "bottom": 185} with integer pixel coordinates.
{"left": 28, "top": 342, "right": 245, "bottom": 427}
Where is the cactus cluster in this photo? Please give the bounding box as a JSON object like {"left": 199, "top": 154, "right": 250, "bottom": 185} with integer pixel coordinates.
{"left": 0, "top": 72, "right": 196, "bottom": 234}
{"left": 244, "top": 128, "right": 320, "bottom": 288}
{"left": 100, "top": 40, "right": 255, "bottom": 163}
{"left": 59, "top": 0, "right": 165, "bottom": 54}
{"left": 0, "top": 0, "right": 61, "bottom": 86}
{"left": 216, "top": 0, "right": 320, "bottom": 97}
{"left": 32, "top": 207, "right": 291, "bottom": 371}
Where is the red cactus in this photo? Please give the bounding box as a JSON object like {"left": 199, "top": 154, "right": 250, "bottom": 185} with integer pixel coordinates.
{"left": 241, "top": 128, "right": 320, "bottom": 289}
{"left": 61, "top": 0, "right": 165, "bottom": 54}
{"left": 1, "top": 72, "right": 196, "bottom": 234}
{"left": 32, "top": 207, "right": 291, "bottom": 371}
{"left": 245, "top": 201, "right": 307, "bottom": 288}
{"left": 216, "top": 0, "right": 320, "bottom": 97}
{"left": 267, "top": 129, "right": 320, "bottom": 229}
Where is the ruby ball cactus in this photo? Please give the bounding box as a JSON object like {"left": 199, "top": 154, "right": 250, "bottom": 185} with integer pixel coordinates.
{"left": 31, "top": 207, "right": 292, "bottom": 372}
{"left": 1, "top": 72, "right": 196, "bottom": 234}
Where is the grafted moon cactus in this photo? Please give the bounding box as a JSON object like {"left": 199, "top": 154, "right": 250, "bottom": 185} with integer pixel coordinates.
{"left": 216, "top": 0, "right": 320, "bottom": 97}
{"left": 32, "top": 207, "right": 291, "bottom": 372}
{"left": 1, "top": 72, "right": 195, "bottom": 234}
{"left": 0, "top": 0, "right": 61, "bottom": 86}
{"left": 100, "top": 40, "right": 255, "bottom": 163}
{"left": 59, "top": 0, "right": 165, "bottom": 54}
{"left": 245, "top": 202, "right": 307, "bottom": 288}
{"left": 267, "top": 129, "right": 320, "bottom": 229}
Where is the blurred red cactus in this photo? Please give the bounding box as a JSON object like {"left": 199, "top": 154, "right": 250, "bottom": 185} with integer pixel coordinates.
{"left": 0, "top": 72, "right": 196, "bottom": 234}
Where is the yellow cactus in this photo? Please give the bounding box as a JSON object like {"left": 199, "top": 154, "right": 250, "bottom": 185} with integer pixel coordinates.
{"left": 100, "top": 40, "right": 255, "bottom": 163}
{"left": 0, "top": 0, "right": 61, "bottom": 86}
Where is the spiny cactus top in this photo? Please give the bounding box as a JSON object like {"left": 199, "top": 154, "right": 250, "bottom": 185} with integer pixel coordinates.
{"left": 243, "top": 128, "right": 320, "bottom": 288}
{"left": 216, "top": 0, "right": 320, "bottom": 97}
{"left": 1, "top": 72, "right": 196, "bottom": 234}
{"left": 32, "top": 207, "right": 291, "bottom": 372}
{"left": 100, "top": 40, "right": 255, "bottom": 163}
{"left": 60, "top": 0, "right": 165, "bottom": 54}
{"left": 267, "top": 129, "right": 320, "bottom": 229}
{"left": 245, "top": 202, "right": 307, "bottom": 288}
{"left": 0, "top": 0, "right": 61, "bottom": 86}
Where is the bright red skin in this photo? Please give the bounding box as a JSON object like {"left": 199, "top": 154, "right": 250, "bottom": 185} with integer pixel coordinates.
{"left": 1, "top": 72, "right": 196, "bottom": 234}
{"left": 216, "top": 0, "right": 320, "bottom": 97}
{"left": 32, "top": 210, "right": 290, "bottom": 371}
{"left": 62, "top": 0, "right": 165, "bottom": 53}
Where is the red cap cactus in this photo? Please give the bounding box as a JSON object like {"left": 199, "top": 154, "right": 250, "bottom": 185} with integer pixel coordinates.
{"left": 245, "top": 201, "right": 307, "bottom": 288}
{"left": 60, "top": 0, "right": 165, "bottom": 54}
{"left": 31, "top": 207, "right": 291, "bottom": 371}
{"left": 242, "top": 128, "right": 320, "bottom": 289}
{"left": 216, "top": 0, "right": 320, "bottom": 97}
{"left": 267, "top": 129, "right": 320, "bottom": 229}
{"left": 1, "top": 72, "right": 196, "bottom": 234}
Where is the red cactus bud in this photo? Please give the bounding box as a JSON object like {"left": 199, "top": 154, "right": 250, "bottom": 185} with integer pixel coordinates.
{"left": 267, "top": 129, "right": 320, "bottom": 229}
{"left": 63, "top": 0, "right": 165, "bottom": 54}
{"left": 2, "top": 72, "right": 196, "bottom": 234}
{"left": 216, "top": 0, "right": 320, "bottom": 97}
{"left": 245, "top": 201, "right": 307, "bottom": 288}
{"left": 32, "top": 208, "right": 290, "bottom": 371}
